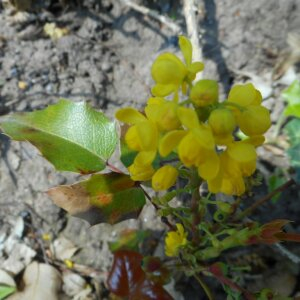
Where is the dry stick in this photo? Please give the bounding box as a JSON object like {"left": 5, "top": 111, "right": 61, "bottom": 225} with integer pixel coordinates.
{"left": 120, "top": 0, "right": 181, "bottom": 33}
{"left": 183, "top": 0, "right": 203, "bottom": 79}
{"left": 237, "top": 178, "right": 296, "bottom": 220}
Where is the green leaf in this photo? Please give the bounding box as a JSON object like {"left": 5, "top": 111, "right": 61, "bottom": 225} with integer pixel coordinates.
{"left": 47, "top": 172, "right": 146, "bottom": 225}
{"left": 0, "top": 285, "right": 16, "bottom": 299}
{"left": 268, "top": 169, "right": 285, "bottom": 203}
{"left": 282, "top": 80, "right": 300, "bottom": 105}
{"left": 109, "top": 229, "right": 149, "bottom": 252}
{"left": 0, "top": 99, "right": 118, "bottom": 174}
{"left": 282, "top": 80, "right": 300, "bottom": 117}
{"left": 284, "top": 118, "right": 300, "bottom": 146}
{"left": 284, "top": 104, "right": 300, "bottom": 118}
{"left": 287, "top": 144, "right": 300, "bottom": 182}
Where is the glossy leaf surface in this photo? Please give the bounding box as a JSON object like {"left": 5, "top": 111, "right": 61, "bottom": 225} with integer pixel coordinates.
{"left": 107, "top": 250, "right": 173, "bottom": 300}
{"left": 0, "top": 99, "right": 117, "bottom": 174}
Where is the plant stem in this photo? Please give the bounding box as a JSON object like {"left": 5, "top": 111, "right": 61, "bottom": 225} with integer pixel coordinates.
{"left": 236, "top": 178, "right": 295, "bottom": 220}
{"left": 193, "top": 273, "right": 214, "bottom": 300}
{"left": 106, "top": 162, "right": 124, "bottom": 173}
{"left": 140, "top": 185, "right": 174, "bottom": 230}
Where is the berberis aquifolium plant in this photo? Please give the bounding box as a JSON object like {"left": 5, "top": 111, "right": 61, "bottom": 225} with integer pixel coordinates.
{"left": 1, "top": 36, "right": 299, "bottom": 300}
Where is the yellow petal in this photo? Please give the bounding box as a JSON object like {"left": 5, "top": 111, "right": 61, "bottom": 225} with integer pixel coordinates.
{"left": 227, "top": 83, "right": 257, "bottom": 107}
{"left": 192, "top": 125, "right": 215, "bottom": 149}
{"left": 136, "top": 121, "right": 158, "bottom": 151}
{"left": 159, "top": 130, "right": 187, "bottom": 157}
{"left": 188, "top": 62, "right": 205, "bottom": 74}
{"left": 242, "top": 135, "right": 265, "bottom": 147}
{"left": 179, "top": 35, "right": 192, "bottom": 65}
{"left": 158, "top": 102, "right": 181, "bottom": 131}
{"left": 128, "top": 162, "right": 155, "bottom": 181}
{"left": 145, "top": 97, "right": 165, "bottom": 122}
{"left": 152, "top": 165, "right": 178, "bottom": 191}
{"left": 134, "top": 150, "right": 156, "bottom": 165}
{"left": 115, "top": 108, "right": 146, "bottom": 124}
{"left": 151, "top": 53, "right": 187, "bottom": 85}
{"left": 198, "top": 151, "right": 220, "bottom": 180}
{"left": 177, "top": 107, "right": 199, "bottom": 129}
{"left": 125, "top": 125, "right": 142, "bottom": 151}
{"left": 178, "top": 132, "right": 201, "bottom": 166}
{"left": 151, "top": 83, "right": 177, "bottom": 97}
{"left": 227, "top": 142, "right": 256, "bottom": 163}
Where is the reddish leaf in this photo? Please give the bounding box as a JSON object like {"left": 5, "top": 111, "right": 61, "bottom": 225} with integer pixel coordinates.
{"left": 107, "top": 250, "right": 173, "bottom": 300}
{"left": 142, "top": 256, "right": 171, "bottom": 285}
{"left": 47, "top": 173, "right": 145, "bottom": 225}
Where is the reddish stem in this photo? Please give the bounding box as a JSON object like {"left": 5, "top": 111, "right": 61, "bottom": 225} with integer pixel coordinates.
{"left": 207, "top": 266, "right": 255, "bottom": 300}
{"left": 106, "top": 162, "right": 124, "bottom": 174}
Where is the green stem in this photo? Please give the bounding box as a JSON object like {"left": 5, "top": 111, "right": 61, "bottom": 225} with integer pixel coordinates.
{"left": 194, "top": 273, "right": 214, "bottom": 300}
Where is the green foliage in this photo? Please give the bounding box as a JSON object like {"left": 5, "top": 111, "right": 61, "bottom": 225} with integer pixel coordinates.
{"left": 0, "top": 99, "right": 117, "bottom": 174}
{"left": 268, "top": 169, "right": 285, "bottom": 202}
{"left": 109, "top": 229, "right": 149, "bottom": 252}
{"left": 282, "top": 80, "right": 300, "bottom": 118}
{"left": 284, "top": 110, "right": 300, "bottom": 182}
{"left": 0, "top": 285, "right": 16, "bottom": 300}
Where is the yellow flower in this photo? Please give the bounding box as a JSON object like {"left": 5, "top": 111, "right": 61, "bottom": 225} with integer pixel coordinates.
{"left": 116, "top": 107, "right": 158, "bottom": 155}
{"left": 190, "top": 80, "right": 219, "bottom": 107}
{"left": 151, "top": 36, "right": 204, "bottom": 97}
{"left": 227, "top": 83, "right": 262, "bottom": 107}
{"left": 165, "top": 223, "right": 187, "bottom": 257}
{"left": 207, "top": 142, "right": 257, "bottom": 195}
{"left": 237, "top": 105, "right": 271, "bottom": 136}
{"left": 152, "top": 165, "right": 178, "bottom": 191}
{"left": 177, "top": 107, "right": 220, "bottom": 180}
{"left": 116, "top": 107, "right": 159, "bottom": 182}
{"left": 208, "top": 108, "right": 236, "bottom": 145}
{"left": 128, "top": 161, "right": 155, "bottom": 181}
{"left": 226, "top": 83, "right": 271, "bottom": 137}
{"left": 145, "top": 97, "right": 181, "bottom": 131}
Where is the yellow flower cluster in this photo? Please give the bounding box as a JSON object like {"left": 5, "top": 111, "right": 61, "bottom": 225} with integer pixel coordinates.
{"left": 115, "top": 36, "right": 271, "bottom": 196}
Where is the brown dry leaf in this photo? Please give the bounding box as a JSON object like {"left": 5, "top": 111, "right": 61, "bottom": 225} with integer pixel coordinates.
{"left": 50, "top": 236, "right": 79, "bottom": 261}
{"left": 8, "top": 262, "right": 61, "bottom": 300}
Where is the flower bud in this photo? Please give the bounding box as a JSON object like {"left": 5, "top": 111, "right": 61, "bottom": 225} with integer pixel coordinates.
{"left": 190, "top": 80, "right": 218, "bottom": 107}
{"left": 208, "top": 108, "right": 236, "bottom": 136}
{"left": 152, "top": 165, "right": 178, "bottom": 191}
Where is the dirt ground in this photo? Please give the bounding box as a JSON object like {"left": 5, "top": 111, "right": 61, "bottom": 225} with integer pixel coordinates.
{"left": 1, "top": 0, "right": 300, "bottom": 299}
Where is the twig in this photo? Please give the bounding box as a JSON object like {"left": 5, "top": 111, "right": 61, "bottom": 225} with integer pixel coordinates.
{"left": 194, "top": 273, "right": 214, "bottom": 300}
{"left": 237, "top": 179, "right": 296, "bottom": 220}
{"left": 106, "top": 162, "right": 124, "bottom": 174}
{"left": 140, "top": 185, "right": 174, "bottom": 230}
{"left": 120, "top": 0, "right": 181, "bottom": 33}
{"left": 183, "top": 0, "right": 203, "bottom": 79}
{"left": 274, "top": 243, "right": 300, "bottom": 264}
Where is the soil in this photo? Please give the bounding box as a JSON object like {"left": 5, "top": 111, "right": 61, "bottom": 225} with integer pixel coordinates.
{"left": 0, "top": 0, "right": 300, "bottom": 299}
